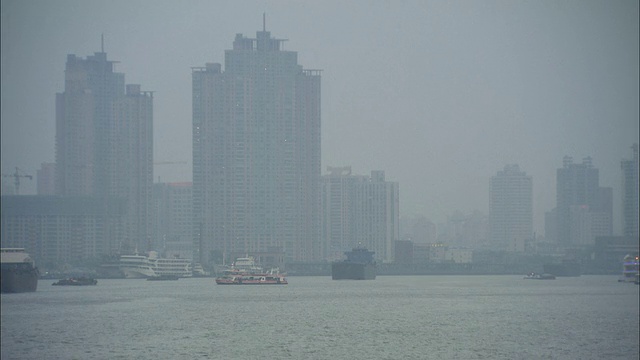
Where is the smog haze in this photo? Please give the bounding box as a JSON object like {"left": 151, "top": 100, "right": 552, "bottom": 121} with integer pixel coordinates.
{"left": 1, "top": 0, "right": 638, "bottom": 234}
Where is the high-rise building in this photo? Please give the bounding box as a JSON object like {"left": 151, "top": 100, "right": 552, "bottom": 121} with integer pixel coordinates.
{"left": 37, "top": 163, "right": 56, "bottom": 195}
{"left": 55, "top": 50, "right": 153, "bottom": 256}
{"left": 321, "top": 167, "right": 399, "bottom": 262}
{"left": 192, "top": 26, "right": 321, "bottom": 265}
{"left": 153, "top": 182, "right": 193, "bottom": 259}
{"left": 621, "top": 143, "right": 639, "bottom": 239}
{"left": 556, "top": 156, "right": 612, "bottom": 246}
{"left": 489, "top": 165, "right": 533, "bottom": 252}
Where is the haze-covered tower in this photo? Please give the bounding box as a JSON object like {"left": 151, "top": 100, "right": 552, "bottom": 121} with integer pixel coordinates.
{"left": 192, "top": 24, "right": 321, "bottom": 266}
{"left": 621, "top": 144, "right": 639, "bottom": 239}
{"left": 55, "top": 47, "right": 153, "bottom": 255}
{"left": 489, "top": 165, "right": 533, "bottom": 252}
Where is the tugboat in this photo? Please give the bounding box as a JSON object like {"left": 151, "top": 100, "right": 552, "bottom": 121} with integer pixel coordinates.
{"left": 1, "top": 248, "right": 39, "bottom": 293}
{"left": 332, "top": 246, "right": 376, "bottom": 280}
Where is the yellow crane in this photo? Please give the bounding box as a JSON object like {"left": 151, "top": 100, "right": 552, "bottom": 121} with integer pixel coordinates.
{"left": 2, "top": 167, "right": 33, "bottom": 195}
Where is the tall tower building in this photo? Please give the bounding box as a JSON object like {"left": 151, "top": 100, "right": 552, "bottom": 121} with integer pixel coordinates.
{"left": 55, "top": 50, "right": 153, "bottom": 255}
{"left": 153, "top": 182, "right": 193, "bottom": 259}
{"left": 192, "top": 25, "right": 321, "bottom": 265}
{"left": 489, "top": 165, "right": 533, "bottom": 252}
{"left": 556, "top": 156, "right": 612, "bottom": 246}
{"left": 36, "top": 162, "right": 56, "bottom": 195}
{"left": 321, "top": 167, "right": 399, "bottom": 262}
{"left": 621, "top": 144, "right": 639, "bottom": 239}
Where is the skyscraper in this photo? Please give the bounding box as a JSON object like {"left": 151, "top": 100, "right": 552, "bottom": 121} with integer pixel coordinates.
{"left": 621, "top": 144, "right": 639, "bottom": 239}
{"left": 489, "top": 165, "right": 533, "bottom": 252}
{"left": 55, "top": 50, "right": 153, "bottom": 255}
{"left": 321, "top": 167, "right": 399, "bottom": 262}
{"left": 192, "top": 25, "right": 321, "bottom": 265}
{"left": 556, "top": 156, "right": 612, "bottom": 246}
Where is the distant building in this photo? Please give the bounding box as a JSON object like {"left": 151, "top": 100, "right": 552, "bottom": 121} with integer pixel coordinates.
{"left": 192, "top": 26, "right": 321, "bottom": 265}
{"left": 0, "top": 195, "right": 125, "bottom": 270}
{"left": 438, "top": 210, "right": 488, "bottom": 249}
{"left": 321, "top": 167, "right": 399, "bottom": 262}
{"left": 55, "top": 51, "right": 153, "bottom": 255}
{"left": 37, "top": 163, "right": 56, "bottom": 195}
{"left": 621, "top": 144, "right": 639, "bottom": 239}
{"left": 153, "top": 182, "right": 193, "bottom": 259}
{"left": 404, "top": 215, "right": 437, "bottom": 244}
{"left": 489, "top": 165, "right": 533, "bottom": 252}
{"left": 556, "top": 156, "right": 612, "bottom": 246}
{"left": 544, "top": 208, "right": 557, "bottom": 243}
{"left": 394, "top": 240, "right": 414, "bottom": 264}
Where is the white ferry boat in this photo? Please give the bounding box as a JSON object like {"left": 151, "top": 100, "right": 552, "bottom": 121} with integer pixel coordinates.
{"left": 120, "top": 251, "right": 193, "bottom": 279}
{"left": 215, "top": 256, "right": 287, "bottom": 285}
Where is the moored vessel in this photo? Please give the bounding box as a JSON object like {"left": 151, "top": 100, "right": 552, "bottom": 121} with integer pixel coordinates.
{"left": 1, "top": 248, "right": 39, "bottom": 293}
{"left": 332, "top": 247, "right": 376, "bottom": 280}
{"left": 120, "top": 251, "right": 193, "bottom": 279}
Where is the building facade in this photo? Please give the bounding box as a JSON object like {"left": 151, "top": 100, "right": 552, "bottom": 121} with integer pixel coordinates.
{"left": 556, "top": 156, "right": 612, "bottom": 246}
{"left": 55, "top": 51, "right": 153, "bottom": 255}
{"left": 321, "top": 167, "right": 399, "bottom": 262}
{"left": 621, "top": 144, "right": 639, "bottom": 239}
{"left": 37, "top": 163, "right": 56, "bottom": 195}
{"left": 153, "top": 182, "right": 193, "bottom": 259}
{"left": 192, "top": 28, "right": 321, "bottom": 265}
{"left": 489, "top": 165, "right": 533, "bottom": 252}
{"left": 0, "top": 195, "right": 125, "bottom": 270}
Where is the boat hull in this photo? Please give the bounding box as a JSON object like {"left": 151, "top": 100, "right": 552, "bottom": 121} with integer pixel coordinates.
{"left": 1, "top": 268, "right": 39, "bottom": 293}
{"left": 332, "top": 262, "right": 376, "bottom": 280}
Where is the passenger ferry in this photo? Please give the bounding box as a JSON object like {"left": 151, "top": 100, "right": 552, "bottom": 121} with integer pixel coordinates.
{"left": 618, "top": 254, "right": 640, "bottom": 283}
{"left": 120, "top": 251, "right": 193, "bottom": 279}
{"left": 215, "top": 256, "right": 287, "bottom": 285}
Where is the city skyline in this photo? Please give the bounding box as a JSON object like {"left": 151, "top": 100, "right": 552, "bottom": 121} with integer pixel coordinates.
{"left": 2, "top": 0, "right": 638, "bottom": 235}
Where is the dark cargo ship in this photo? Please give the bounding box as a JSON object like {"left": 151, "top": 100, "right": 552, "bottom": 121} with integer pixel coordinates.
{"left": 1, "top": 248, "right": 39, "bottom": 293}
{"left": 332, "top": 247, "right": 376, "bottom": 280}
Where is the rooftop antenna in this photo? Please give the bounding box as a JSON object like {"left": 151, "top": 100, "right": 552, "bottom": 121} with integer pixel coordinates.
{"left": 263, "top": 12, "right": 266, "bottom": 31}
{"left": 101, "top": 33, "right": 104, "bottom": 53}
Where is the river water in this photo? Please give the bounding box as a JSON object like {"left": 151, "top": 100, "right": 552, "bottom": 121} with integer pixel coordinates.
{"left": 1, "top": 275, "right": 638, "bottom": 360}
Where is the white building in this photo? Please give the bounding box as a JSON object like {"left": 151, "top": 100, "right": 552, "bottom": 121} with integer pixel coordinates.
{"left": 321, "top": 167, "right": 399, "bottom": 262}
{"left": 489, "top": 165, "right": 533, "bottom": 252}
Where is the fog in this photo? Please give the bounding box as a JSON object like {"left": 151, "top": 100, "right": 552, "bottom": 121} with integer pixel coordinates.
{"left": 1, "top": 0, "right": 638, "bottom": 234}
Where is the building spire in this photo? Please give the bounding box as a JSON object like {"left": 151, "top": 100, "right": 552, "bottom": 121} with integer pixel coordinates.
{"left": 263, "top": 12, "right": 266, "bottom": 32}
{"left": 101, "top": 33, "right": 104, "bottom": 53}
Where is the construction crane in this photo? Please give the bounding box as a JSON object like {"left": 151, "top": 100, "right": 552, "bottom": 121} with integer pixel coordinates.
{"left": 2, "top": 167, "right": 33, "bottom": 195}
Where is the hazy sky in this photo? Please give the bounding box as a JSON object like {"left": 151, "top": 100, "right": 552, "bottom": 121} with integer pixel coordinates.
{"left": 1, "top": 0, "right": 638, "bottom": 234}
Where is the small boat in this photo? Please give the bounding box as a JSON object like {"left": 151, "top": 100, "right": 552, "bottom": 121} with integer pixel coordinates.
{"left": 524, "top": 272, "right": 556, "bottom": 280}
{"left": 146, "top": 275, "right": 179, "bottom": 281}
{"left": 52, "top": 277, "right": 98, "bottom": 286}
